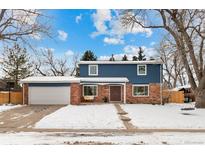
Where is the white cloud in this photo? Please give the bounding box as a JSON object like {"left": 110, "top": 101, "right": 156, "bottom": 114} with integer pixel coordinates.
{"left": 103, "top": 37, "right": 124, "bottom": 45}
{"left": 65, "top": 50, "right": 74, "bottom": 56}
{"left": 91, "top": 10, "right": 152, "bottom": 45}
{"left": 91, "top": 9, "right": 112, "bottom": 37}
{"left": 150, "top": 41, "right": 156, "bottom": 46}
{"left": 31, "top": 33, "right": 42, "bottom": 40}
{"left": 75, "top": 14, "right": 82, "bottom": 24}
{"left": 58, "top": 30, "right": 68, "bottom": 41}
{"left": 142, "top": 46, "right": 159, "bottom": 58}
{"left": 99, "top": 54, "right": 133, "bottom": 61}
{"left": 123, "top": 45, "right": 139, "bottom": 55}
{"left": 124, "top": 45, "right": 159, "bottom": 58}
{"left": 109, "top": 16, "right": 152, "bottom": 38}
{"left": 98, "top": 45, "right": 159, "bottom": 60}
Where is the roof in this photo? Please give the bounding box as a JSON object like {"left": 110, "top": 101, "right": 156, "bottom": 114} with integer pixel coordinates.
{"left": 171, "top": 85, "right": 191, "bottom": 91}
{"left": 20, "top": 76, "right": 129, "bottom": 84}
{"left": 78, "top": 60, "right": 163, "bottom": 65}
{"left": 79, "top": 77, "right": 129, "bottom": 83}
{"left": 20, "top": 76, "right": 80, "bottom": 83}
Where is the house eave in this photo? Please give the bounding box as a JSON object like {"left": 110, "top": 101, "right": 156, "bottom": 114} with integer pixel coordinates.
{"left": 20, "top": 76, "right": 80, "bottom": 84}
{"left": 78, "top": 60, "right": 164, "bottom": 65}
{"left": 78, "top": 77, "right": 129, "bottom": 83}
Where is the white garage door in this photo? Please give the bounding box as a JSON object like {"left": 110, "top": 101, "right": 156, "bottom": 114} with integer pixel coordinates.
{"left": 29, "top": 86, "right": 70, "bottom": 105}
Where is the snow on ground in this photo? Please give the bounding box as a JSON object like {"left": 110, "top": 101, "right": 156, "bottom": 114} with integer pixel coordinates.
{"left": 0, "top": 132, "right": 205, "bottom": 145}
{"left": 122, "top": 103, "right": 205, "bottom": 129}
{"left": 35, "top": 104, "right": 124, "bottom": 129}
{"left": 0, "top": 104, "right": 22, "bottom": 113}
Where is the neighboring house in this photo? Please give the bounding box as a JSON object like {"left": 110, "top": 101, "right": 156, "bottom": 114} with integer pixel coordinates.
{"left": 0, "top": 79, "right": 15, "bottom": 91}
{"left": 0, "top": 79, "right": 7, "bottom": 91}
{"left": 172, "top": 85, "right": 195, "bottom": 103}
{"left": 20, "top": 60, "right": 163, "bottom": 105}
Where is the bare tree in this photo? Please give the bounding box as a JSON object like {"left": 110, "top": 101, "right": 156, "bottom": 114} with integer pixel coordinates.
{"left": 34, "top": 48, "right": 79, "bottom": 76}
{"left": 157, "top": 35, "right": 187, "bottom": 88}
{"left": 121, "top": 9, "right": 205, "bottom": 107}
{"left": 34, "top": 48, "right": 69, "bottom": 76}
{"left": 0, "top": 9, "right": 51, "bottom": 45}
{"left": 70, "top": 52, "right": 80, "bottom": 76}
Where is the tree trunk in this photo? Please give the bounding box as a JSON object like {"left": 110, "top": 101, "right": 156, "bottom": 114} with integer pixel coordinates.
{"left": 195, "top": 75, "right": 205, "bottom": 108}
{"left": 195, "top": 89, "right": 205, "bottom": 108}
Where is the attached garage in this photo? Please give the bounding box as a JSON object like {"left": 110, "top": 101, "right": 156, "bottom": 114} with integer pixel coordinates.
{"left": 28, "top": 84, "right": 70, "bottom": 105}
{"left": 20, "top": 76, "right": 80, "bottom": 105}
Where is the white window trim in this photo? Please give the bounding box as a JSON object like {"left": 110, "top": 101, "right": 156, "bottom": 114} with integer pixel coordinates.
{"left": 137, "top": 65, "right": 147, "bottom": 75}
{"left": 83, "top": 85, "right": 98, "bottom": 97}
{"left": 88, "top": 65, "right": 98, "bottom": 76}
{"left": 132, "top": 84, "right": 149, "bottom": 97}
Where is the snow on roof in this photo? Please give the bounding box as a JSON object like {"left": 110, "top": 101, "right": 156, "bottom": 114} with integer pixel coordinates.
{"left": 78, "top": 60, "right": 163, "bottom": 65}
{"left": 171, "top": 85, "right": 191, "bottom": 91}
{"left": 20, "top": 76, "right": 80, "bottom": 83}
{"left": 20, "top": 76, "right": 129, "bottom": 84}
{"left": 79, "top": 77, "right": 129, "bottom": 83}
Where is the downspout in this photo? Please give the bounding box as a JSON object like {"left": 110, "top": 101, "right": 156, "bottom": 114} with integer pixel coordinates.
{"left": 160, "top": 64, "right": 163, "bottom": 105}
{"left": 22, "top": 83, "right": 25, "bottom": 105}
{"left": 124, "top": 82, "right": 126, "bottom": 104}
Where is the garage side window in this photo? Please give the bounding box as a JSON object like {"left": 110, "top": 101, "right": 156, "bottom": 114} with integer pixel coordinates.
{"left": 83, "top": 85, "right": 97, "bottom": 96}
{"left": 89, "top": 65, "right": 98, "bottom": 76}
{"left": 132, "top": 85, "right": 149, "bottom": 96}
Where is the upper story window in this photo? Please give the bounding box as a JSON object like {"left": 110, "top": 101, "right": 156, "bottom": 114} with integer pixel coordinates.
{"left": 88, "top": 65, "right": 98, "bottom": 76}
{"left": 137, "top": 65, "right": 147, "bottom": 75}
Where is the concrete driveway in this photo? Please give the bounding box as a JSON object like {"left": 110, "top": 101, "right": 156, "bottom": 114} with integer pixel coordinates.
{"left": 0, "top": 105, "right": 63, "bottom": 131}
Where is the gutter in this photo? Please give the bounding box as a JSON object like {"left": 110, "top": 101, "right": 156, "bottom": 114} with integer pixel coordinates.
{"left": 160, "top": 64, "right": 163, "bottom": 104}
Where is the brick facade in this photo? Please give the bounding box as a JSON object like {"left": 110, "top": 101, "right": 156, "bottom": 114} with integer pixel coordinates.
{"left": 23, "top": 82, "right": 161, "bottom": 105}
{"left": 23, "top": 83, "right": 28, "bottom": 105}
{"left": 70, "top": 83, "right": 81, "bottom": 105}
{"left": 126, "top": 83, "right": 161, "bottom": 104}
{"left": 81, "top": 85, "right": 110, "bottom": 103}
{"left": 79, "top": 83, "right": 161, "bottom": 104}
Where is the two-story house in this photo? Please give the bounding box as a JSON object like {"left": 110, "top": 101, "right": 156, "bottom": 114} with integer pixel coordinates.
{"left": 20, "top": 60, "right": 163, "bottom": 105}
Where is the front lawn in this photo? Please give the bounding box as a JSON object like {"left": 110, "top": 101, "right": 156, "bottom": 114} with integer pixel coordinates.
{"left": 122, "top": 103, "right": 205, "bottom": 129}
{"left": 35, "top": 104, "right": 124, "bottom": 129}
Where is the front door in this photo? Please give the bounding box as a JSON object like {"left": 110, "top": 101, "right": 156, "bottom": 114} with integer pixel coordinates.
{"left": 110, "top": 86, "right": 122, "bottom": 102}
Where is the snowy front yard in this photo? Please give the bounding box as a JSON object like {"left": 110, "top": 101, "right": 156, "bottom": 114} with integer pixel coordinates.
{"left": 122, "top": 103, "right": 205, "bottom": 129}
{"left": 0, "top": 104, "right": 21, "bottom": 113}
{"left": 35, "top": 104, "right": 124, "bottom": 129}
{"left": 35, "top": 103, "right": 205, "bottom": 130}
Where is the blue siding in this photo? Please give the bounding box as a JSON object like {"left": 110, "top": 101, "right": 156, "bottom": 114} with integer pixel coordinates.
{"left": 79, "top": 64, "right": 162, "bottom": 84}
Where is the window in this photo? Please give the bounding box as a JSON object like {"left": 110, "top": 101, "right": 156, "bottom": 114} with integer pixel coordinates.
{"left": 83, "top": 85, "right": 98, "bottom": 96}
{"left": 137, "top": 65, "right": 147, "bottom": 75}
{"left": 133, "top": 85, "right": 149, "bottom": 96}
{"left": 89, "top": 65, "right": 98, "bottom": 76}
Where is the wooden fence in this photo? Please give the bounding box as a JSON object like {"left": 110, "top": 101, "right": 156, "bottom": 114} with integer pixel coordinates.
{"left": 0, "top": 91, "right": 23, "bottom": 105}
{"left": 162, "top": 90, "right": 184, "bottom": 103}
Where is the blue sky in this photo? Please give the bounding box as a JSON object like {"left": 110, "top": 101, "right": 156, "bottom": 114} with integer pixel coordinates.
{"left": 34, "top": 9, "right": 165, "bottom": 60}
